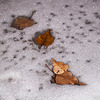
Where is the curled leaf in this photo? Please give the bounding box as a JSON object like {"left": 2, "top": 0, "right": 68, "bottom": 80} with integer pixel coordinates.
{"left": 52, "top": 58, "right": 69, "bottom": 74}
{"left": 35, "top": 30, "right": 54, "bottom": 46}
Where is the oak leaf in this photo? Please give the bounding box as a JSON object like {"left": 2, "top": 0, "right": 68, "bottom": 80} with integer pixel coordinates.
{"left": 12, "top": 11, "right": 36, "bottom": 30}
{"left": 52, "top": 58, "right": 69, "bottom": 74}
{"left": 35, "top": 30, "right": 54, "bottom": 46}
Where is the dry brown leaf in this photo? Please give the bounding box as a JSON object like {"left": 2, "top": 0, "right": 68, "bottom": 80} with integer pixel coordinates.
{"left": 35, "top": 30, "right": 54, "bottom": 46}
{"left": 56, "top": 71, "right": 86, "bottom": 85}
{"left": 52, "top": 58, "right": 69, "bottom": 74}
{"left": 12, "top": 17, "right": 34, "bottom": 30}
{"left": 12, "top": 11, "right": 36, "bottom": 30}
{"left": 45, "top": 62, "right": 86, "bottom": 86}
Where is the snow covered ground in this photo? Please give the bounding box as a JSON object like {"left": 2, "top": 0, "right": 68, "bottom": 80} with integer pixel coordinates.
{"left": 0, "top": 0, "right": 100, "bottom": 100}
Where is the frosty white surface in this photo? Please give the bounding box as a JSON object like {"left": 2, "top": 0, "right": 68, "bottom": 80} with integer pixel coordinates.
{"left": 0, "top": 0, "right": 100, "bottom": 100}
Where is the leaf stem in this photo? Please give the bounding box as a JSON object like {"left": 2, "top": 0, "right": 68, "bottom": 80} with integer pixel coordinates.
{"left": 45, "top": 64, "right": 53, "bottom": 73}
{"left": 29, "top": 11, "right": 36, "bottom": 19}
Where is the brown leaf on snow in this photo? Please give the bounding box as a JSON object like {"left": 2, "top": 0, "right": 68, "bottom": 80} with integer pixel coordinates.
{"left": 35, "top": 30, "right": 54, "bottom": 46}
{"left": 46, "top": 58, "right": 87, "bottom": 85}
{"left": 52, "top": 58, "right": 69, "bottom": 75}
{"left": 12, "top": 11, "right": 36, "bottom": 30}
{"left": 56, "top": 71, "right": 86, "bottom": 85}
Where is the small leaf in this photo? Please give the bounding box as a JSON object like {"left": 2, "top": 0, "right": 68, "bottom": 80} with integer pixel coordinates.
{"left": 56, "top": 71, "right": 86, "bottom": 85}
{"left": 12, "top": 11, "right": 36, "bottom": 30}
{"left": 35, "top": 30, "right": 54, "bottom": 46}
{"left": 12, "top": 17, "right": 34, "bottom": 30}
{"left": 52, "top": 58, "right": 69, "bottom": 74}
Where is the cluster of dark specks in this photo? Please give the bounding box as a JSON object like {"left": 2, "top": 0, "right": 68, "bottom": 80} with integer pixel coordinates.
{"left": 86, "top": 60, "right": 91, "bottom": 63}
{"left": 20, "top": 37, "right": 23, "bottom": 40}
{"left": 34, "top": 22, "right": 38, "bottom": 25}
{"left": 19, "top": 56, "right": 26, "bottom": 61}
{"left": 39, "top": 83, "right": 43, "bottom": 91}
{"left": 80, "top": 26, "right": 83, "bottom": 29}
{"left": 73, "top": 23, "right": 78, "bottom": 26}
{"left": 79, "top": 11, "right": 87, "bottom": 16}
{"left": 4, "top": 66, "right": 11, "bottom": 71}
{"left": 80, "top": 5, "right": 84, "bottom": 8}
{"left": 70, "top": 18, "right": 74, "bottom": 21}
{"left": 16, "top": 99, "right": 19, "bottom": 100}
{"left": 8, "top": 77, "right": 13, "bottom": 82}
{"left": 22, "top": 40, "right": 27, "bottom": 43}
{"left": 50, "top": 75, "right": 56, "bottom": 84}
{"left": 20, "top": 31, "right": 25, "bottom": 36}
{"left": 45, "top": 59, "right": 52, "bottom": 66}
{"left": 23, "top": 46, "right": 29, "bottom": 50}
{"left": 2, "top": 57, "right": 8, "bottom": 60}
{"left": 13, "top": 55, "right": 17, "bottom": 59}
{"left": 94, "top": 12, "right": 100, "bottom": 19}
{"left": 28, "top": 89, "right": 31, "bottom": 92}
{"left": 32, "top": 57, "right": 36, "bottom": 60}
{"left": 0, "top": 41, "right": 6, "bottom": 45}
{"left": 57, "top": 37, "right": 61, "bottom": 40}
{"left": 36, "top": 70, "right": 49, "bottom": 76}
{"left": 62, "top": 56, "right": 65, "bottom": 58}
{"left": 11, "top": 14, "right": 16, "bottom": 18}
{"left": 62, "top": 22, "right": 65, "bottom": 25}
{"left": 76, "top": 59, "right": 79, "bottom": 62}
{"left": 50, "top": 13, "right": 57, "bottom": 17}
{"left": 93, "top": 0, "right": 97, "bottom": 2}
{"left": 13, "top": 37, "right": 19, "bottom": 41}
{"left": 58, "top": 50, "right": 64, "bottom": 54}
{"left": 48, "top": 18, "right": 52, "bottom": 22}
{"left": 36, "top": 2, "right": 41, "bottom": 5}
{"left": 29, "top": 69, "right": 33, "bottom": 72}
{"left": 65, "top": 4, "right": 69, "bottom": 8}
{"left": 85, "top": 19, "right": 93, "bottom": 25}
{"left": 3, "top": 28, "right": 16, "bottom": 35}
{"left": 16, "top": 50, "right": 20, "bottom": 52}
{"left": 72, "top": 52, "right": 75, "bottom": 54}
{"left": 78, "top": 17, "right": 82, "bottom": 19}
{"left": 57, "top": 46, "right": 66, "bottom": 54}
{"left": 70, "top": 41, "right": 75, "bottom": 44}
{"left": 75, "top": 32, "right": 87, "bottom": 38}
{"left": 2, "top": 21, "right": 8, "bottom": 24}
{"left": 71, "top": 36, "right": 75, "bottom": 39}
{"left": 97, "top": 39, "right": 100, "bottom": 43}
{"left": 3, "top": 29, "right": 9, "bottom": 34}
{"left": 42, "top": 52, "right": 46, "bottom": 54}
{"left": 61, "top": 40, "right": 64, "bottom": 43}
{"left": 2, "top": 50, "right": 7, "bottom": 55}
{"left": 87, "top": 40, "right": 92, "bottom": 43}
{"left": 97, "top": 32, "right": 100, "bottom": 35}
{"left": 89, "top": 29, "right": 94, "bottom": 32}
{"left": 66, "top": 36, "right": 69, "bottom": 38}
